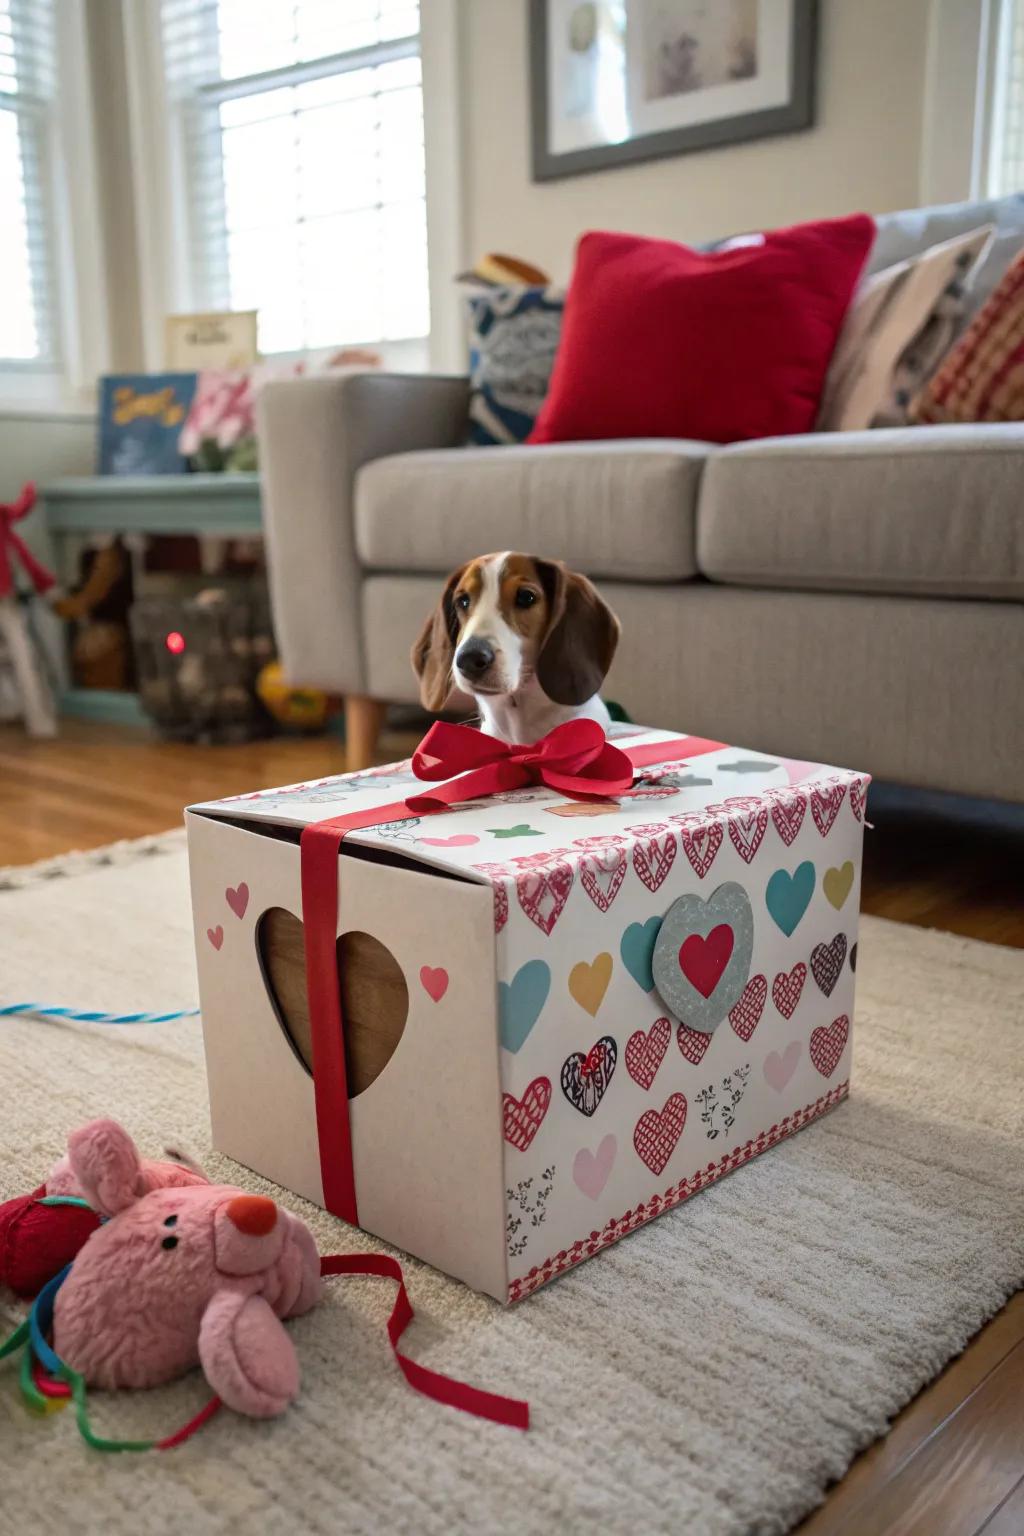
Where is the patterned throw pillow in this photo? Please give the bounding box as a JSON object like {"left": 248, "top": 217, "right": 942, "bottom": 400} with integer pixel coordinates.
{"left": 912, "top": 246, "right": 1024, "bottom": 424}
{"left": 817, "top": 226, "right": 994, "bottom": 431}
{"left": 467, "top": 285, "right": 564, "bottom": 446}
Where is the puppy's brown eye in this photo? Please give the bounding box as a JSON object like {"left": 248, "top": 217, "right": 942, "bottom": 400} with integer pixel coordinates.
{"left": 515, "top": 588, "right": 537, "bottom": 609}
{"left": 455, "top": 593, "right": 471, "bottom": 612}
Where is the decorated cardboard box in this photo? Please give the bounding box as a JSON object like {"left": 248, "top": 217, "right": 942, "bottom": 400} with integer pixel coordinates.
{"left": 186, "top": 723, "right": 868, "bottom": 1303}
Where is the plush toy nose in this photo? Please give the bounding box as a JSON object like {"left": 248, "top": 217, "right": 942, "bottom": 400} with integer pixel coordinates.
{"left": 215, "top": 1194, "right": 284, "bottom": 1275}
{"left": 225, "top": 1195, "right": 278, "bottom": 1236}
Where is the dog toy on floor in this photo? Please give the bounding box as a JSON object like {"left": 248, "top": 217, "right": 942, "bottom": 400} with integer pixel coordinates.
{"left": 1, "top": 1119, "right": 529, "bottom": 1447}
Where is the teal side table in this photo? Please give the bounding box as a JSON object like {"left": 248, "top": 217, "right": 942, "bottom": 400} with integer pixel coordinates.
{"left": 42, "top": 474, "right": 263, "bottom": 724}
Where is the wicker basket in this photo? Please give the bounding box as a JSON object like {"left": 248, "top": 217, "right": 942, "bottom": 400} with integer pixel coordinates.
{"left": 129, "top": 591, "right": 275, "bottom": 742}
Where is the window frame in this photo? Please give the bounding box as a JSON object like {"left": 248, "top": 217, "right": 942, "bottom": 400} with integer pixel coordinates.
{"left": 0, "top": 0, "right": 110, "bottom": 411}
{"left": 125, "top": 0, "right": 464, "bottom": 372}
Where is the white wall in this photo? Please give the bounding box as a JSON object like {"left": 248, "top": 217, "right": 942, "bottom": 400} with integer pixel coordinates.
{"left": 461, "top": 0, "right": 933, "bottom": 282}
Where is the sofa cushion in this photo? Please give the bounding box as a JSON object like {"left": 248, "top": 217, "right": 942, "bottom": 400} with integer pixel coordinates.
{"left": 355, "top": 440, "right": 709, "bottom": 580}
{"left": 868, "top": 194, "right": 1024, "bottom": 319}
{"left": 697, "top": 425, "right": 1024, "bottom": 600}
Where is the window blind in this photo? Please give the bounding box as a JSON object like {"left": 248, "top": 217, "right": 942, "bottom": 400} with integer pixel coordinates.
{"left": 159, "top": 0, "right": 428, "bottom": 355}
{"left": 0, "top": 0, "right": 59, "bottom": 369}
{"left": 993, "top": 0, "right": 1024, "bottom": 193}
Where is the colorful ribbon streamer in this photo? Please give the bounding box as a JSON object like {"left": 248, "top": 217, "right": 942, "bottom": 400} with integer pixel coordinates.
{"left": 0, "top": 1004, "right": 199, "bottom": 1024}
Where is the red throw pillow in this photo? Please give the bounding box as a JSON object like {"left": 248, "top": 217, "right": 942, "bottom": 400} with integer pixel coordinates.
{"left": 527, "top": 216, "right": 875, "bottom": 445}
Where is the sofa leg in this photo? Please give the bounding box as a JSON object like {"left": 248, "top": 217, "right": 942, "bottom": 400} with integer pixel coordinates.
{"left": 344, "top": 695, "right": 386, "bottom": 771}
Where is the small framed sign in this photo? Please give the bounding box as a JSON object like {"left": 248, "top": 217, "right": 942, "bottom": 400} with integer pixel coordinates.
{"left": 530, "top": 0, "right": 817, "bottom": 182}
{"left": 165, "top": 310, "right": 259, "bottom": 372}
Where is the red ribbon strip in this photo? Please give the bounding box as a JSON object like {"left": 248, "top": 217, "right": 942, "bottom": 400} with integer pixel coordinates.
{"left": 0, "top": 482, "right": 55, "bottom": 601}
{"left": 300, "top": 723, "right": 724, "bottom": 1231}
{"left": 320, "top": 1252, "right": 529, "bottom": 1429}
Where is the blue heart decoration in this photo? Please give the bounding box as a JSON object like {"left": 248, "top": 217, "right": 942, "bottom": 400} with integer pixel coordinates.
{"left": 499, "top": 959, "right": 551, "bottom": 1053}
{"left": 620, "top": 917, "right": 663, "bottom": 993}
{"left": 765, "top": 861, "right": 816, "bottom": 936}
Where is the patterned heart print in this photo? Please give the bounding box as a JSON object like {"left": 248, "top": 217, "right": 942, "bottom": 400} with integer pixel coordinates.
{"left": 849, "top": 776, "right": 868, "bottom": 822}
{"left": 513, "top": 851, "right": 574, "bottom": 936}
{"left": 811, "top": 934, "right": 848, "bottom": 997}
{"left": 625, "top": 1017, "right": 671, "bottom": 1090}
{"left": 677, "top": 1022, "right": 711, "bottom": 1066}
{"left": 560, "top": 1036, "right": 618, "bottom": 1117}
{"left": 766, "top": 787, "right": 807, "bottom": 847}
{"left": 578, "top": 844, "right": 627, "bottom": 912}
{"left": 706, "top": 798, "right": 768, "bottom": 864}
{"left": 810, "top": 780, "right": 847, "bottom": 837}
{"left": 503, "top": 1078, "right": 552, "bottom": 1150}
{"left": 772, "top": 962, "right": 807, "bottom": 1019}
{"left": 729, "top": 974, "right": 767, "bottom": 1042}
{"left": 472, "top": 862, "right": 512, "bottom": 933}
{"left": 669, "top": 813, "right": 723, "bottom": 879}
{"left": 633, "top": 1093, "right": 688, "bottom": 1174}
{"left": 630, "top": 825, "right": 678, "bottom": 893}
{"left": 810, "top": 1015, "right": 849, "bottom": 1078}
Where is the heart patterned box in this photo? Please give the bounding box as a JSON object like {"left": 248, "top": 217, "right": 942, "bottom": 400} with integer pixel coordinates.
{"left": 186, "top": 724, "right": 868, "bottom": 1303}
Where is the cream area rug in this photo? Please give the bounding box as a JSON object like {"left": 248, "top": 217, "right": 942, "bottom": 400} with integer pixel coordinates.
{"left": 1, "top": 832, "right": 1022, "bottom": 1536}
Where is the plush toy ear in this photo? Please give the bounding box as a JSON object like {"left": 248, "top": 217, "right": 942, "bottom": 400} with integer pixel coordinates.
{"left": 66, "top": 1118, "right": 146, "bottom": 1217}
{"left": 535, "top": 560, "right": 621, "bottom": 707}
{"left": 198, "top": 1290, "right": 300, "bottom": 1418}
{"left": 411, "top": 564, "right": 465, "bottom": 712}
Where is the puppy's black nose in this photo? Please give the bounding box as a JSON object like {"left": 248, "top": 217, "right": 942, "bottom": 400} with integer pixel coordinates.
{"left": 456, "top": 639, "right": 495, "bottom": 680}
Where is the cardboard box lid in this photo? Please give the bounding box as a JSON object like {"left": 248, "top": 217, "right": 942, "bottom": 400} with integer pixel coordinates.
{"left": 186, "top": 725, "right": 867, "bottom": 885}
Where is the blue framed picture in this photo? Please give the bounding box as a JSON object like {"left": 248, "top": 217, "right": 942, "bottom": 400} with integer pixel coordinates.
{"left": 97, "top": 373, "right": 198, "bottom": 475}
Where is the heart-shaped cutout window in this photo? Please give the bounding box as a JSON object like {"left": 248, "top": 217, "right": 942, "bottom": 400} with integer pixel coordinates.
{"left": 256, "top": 908, "right": 408, "bottom": 1096}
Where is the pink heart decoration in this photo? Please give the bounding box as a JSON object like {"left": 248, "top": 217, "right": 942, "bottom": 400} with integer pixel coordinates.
{"left": 625, "top": 1017, "right": 671, "bottom": 1090}
{"left": 677, "top": 1022, "right": 711, "bottom": 1066}
{"left": 207, "top": 926, "right": 224, "bottom": 951}
{"left": 419, "top": 966, "right": 449, "bottom": 1002}
{"left": 503, "top": 1077, "right": 552, "bottom": 1151}
{"left": 578, "top": 845, "right": 627, "bottom": 913}
{"left": 630, "top": 825, "right": 677, "bottom": 893}
{"left": 678, "top": 923, "right": 734, "bottom": 999}
{"left": 573, "top": 1134, "right": 617, "bottom": 1199}
{"left": 772, "top": 962, "right": 807, "bottom": 1019}
{"left": 810, "top": 780, "right": 846, "bottom": 837}
{"left": 669, "top": 813, "right": 723, "bottom": 879}
{"left": 764, "top": 1041, "right": 802, "bottom": 1091}
{"left": 225, "top": 882, "right": 249, "bottom": 919}
{"left": 723, "top": 797, "right": 768, "bottom": 864}
{"left": 766, "top": 788, "right": 807, "bottom": 847}
{"left": 810, "top": 1015, "right": 849, "bottom": 1078}
{"left": 514, "top": 854, "right": 574, "bottom": 936}
{"left": 420, "top": 833, "right": 480, "bottom": 848}
{"left": 633, "top": 1092, "right": 688, "bottom": 1175}
{"left": 729, "top": 973, "right": 767, "bottom": 1042}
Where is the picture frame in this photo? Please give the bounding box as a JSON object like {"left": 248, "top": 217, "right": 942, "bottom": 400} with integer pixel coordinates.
{"left": 530, "top": 0, "right": 817, "bottom": 182}
{"left": 164, "top": 310, "right": 259, "bottom": 372}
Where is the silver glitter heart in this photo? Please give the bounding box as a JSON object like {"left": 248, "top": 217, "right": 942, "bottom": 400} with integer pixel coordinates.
{"left": 651, "top": 880, "right": 754, "bottom": 1035}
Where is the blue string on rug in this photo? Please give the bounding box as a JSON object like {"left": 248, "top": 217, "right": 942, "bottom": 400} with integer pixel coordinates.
{"left": 0, "top": 1004, "right": 199, "bottom": 1025}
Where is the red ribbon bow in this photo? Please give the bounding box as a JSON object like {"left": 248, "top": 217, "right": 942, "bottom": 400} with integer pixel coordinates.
{"left": 407, "top": 718, "right": 634, "bottom": 810}
{"left": 0, "top": 482, "right": 55, "bottom": 602}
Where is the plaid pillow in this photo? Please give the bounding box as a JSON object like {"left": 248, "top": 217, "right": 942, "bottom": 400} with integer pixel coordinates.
{"left": 467, "top": 285, "right": 564, "bottom": 446}
{"left": 912, "top": 246, "right": 1024, "bottom": 423}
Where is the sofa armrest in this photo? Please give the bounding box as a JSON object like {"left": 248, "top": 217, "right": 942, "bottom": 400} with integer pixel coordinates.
{"left": 258, "top": 371, "right": 469, "bottom": 694}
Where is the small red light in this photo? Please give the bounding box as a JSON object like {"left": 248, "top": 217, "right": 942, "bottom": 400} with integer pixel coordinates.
{"left": 165, "top": 630, "right": 186, "bottom": 655}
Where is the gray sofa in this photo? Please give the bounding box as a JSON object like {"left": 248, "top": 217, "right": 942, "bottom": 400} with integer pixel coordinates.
{"left": 258, "top": 201, "right": 1024, "bottom": 802}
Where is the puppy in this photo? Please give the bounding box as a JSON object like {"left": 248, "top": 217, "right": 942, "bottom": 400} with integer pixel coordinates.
{"left": 411, "top": 552, "right": 620, "bottom": 745}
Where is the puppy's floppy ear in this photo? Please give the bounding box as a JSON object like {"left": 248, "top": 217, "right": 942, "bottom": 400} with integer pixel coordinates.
{"left": 535, "top": 560, "right": 620, "bottom": 707}
{"left": 411, "top": 565, "right": 465, "bottom": 712}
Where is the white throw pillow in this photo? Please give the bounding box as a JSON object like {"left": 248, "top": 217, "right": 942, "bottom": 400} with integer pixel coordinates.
{"left": 817, "top": 225, "right": 995, "bottom": 431}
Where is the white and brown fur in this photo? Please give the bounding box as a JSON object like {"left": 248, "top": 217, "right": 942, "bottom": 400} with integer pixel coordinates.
{"left": 411, "top": 553, "right": 620, "bottom": 745}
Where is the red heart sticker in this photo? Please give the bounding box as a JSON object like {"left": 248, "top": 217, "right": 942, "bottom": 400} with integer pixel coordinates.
{"left": 678, "top": 924, "right": 734, "bottom": 999}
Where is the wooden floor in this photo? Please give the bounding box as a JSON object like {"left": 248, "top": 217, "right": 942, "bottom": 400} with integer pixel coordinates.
{"left": 2, "top": 720, "right": 1023, "bottom": 1533}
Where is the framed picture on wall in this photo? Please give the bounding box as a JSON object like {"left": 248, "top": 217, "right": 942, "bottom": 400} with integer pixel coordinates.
{"left": 530, "top": 0, "right": 817, "bottom": 182}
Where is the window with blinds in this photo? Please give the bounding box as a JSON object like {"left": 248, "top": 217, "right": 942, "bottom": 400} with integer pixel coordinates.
{"left": 992, "top": 0, "right": 1024, "bottom": 193}
{"left": 160, "top": 0, "right": 428, "bottom": 355}
{"left": 0, "top": 0, "right": 59, "bottom": 369}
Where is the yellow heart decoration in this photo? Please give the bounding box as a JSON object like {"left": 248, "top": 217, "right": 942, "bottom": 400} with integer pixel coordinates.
{"left": 823, "top": 861, "right": 855, "bottom": 910}
{"left": 568, "top": 952, "right": 613, "bottom": 1016}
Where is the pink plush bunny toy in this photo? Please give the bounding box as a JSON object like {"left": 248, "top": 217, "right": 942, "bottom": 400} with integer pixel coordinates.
{"left": 52, "top": 1118, "right": 322, "bottom": 1418}
{"left": 3, "top": 1118, "right": 528, "bottom": 1448}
